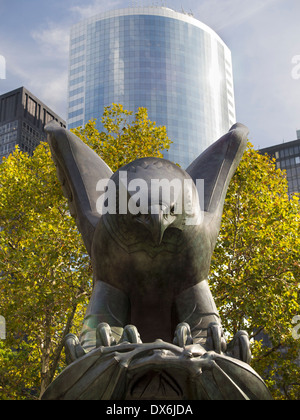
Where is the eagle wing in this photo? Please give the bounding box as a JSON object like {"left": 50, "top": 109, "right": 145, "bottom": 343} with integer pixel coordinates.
{"left": 186, "top": 123, "right": 248, "bottom": 216}
{"left": 45, "top": 121, "right": 113, "bottom": 255}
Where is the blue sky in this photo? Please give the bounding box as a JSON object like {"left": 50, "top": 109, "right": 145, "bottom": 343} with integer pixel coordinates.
{"left": 0, "top": 0, "right": 300, "bottom": 149}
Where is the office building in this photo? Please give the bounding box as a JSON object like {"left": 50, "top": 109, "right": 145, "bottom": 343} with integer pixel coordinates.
{"left": 0, "top": 87, "right": 66, "bottom": 161}
{"left": 260, "top": 136, "right": 300, "bottom": 195}
{"left": 67, "top": 6, "right": 236, "bottom": 167}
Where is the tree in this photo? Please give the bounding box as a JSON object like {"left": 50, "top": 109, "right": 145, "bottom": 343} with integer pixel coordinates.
{"left": 0, "top": 145, "right": 91, "bottom": 399}
{"left": 71, "top": 104, "right": 172, "bottom": 171}
{"left": 2, "top": 106, "right": 298, "bottom": 399}
{"left": 210, "top": 143, "right": 300, "bottom": 399}
{"left": 0, "top": 104, "right": 171, "bottom": 399}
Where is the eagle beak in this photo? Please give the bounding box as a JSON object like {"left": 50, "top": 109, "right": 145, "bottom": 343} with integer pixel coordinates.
{"left": 149, "top": 204, "right": 172, "bottom": 246}
{"left": 135, "top": 204, "right": 175, "bottom": 246}
{"left": 149, "top": 211, "right": 166, "bottom": 246}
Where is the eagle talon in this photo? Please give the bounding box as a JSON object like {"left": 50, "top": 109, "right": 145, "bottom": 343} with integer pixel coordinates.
{"left": 120, "top": 325, "right": 142, "bottom": 344}
{"left": 173, "top": 323, "right": 193, "bottom": 348}
{"left": 226, "top": 330, "right": 251, "bottom": 364}
{"left": 206, "top": 322, "right": 227, "bottom": 354}
{"left": 96, "top": 323, "right": 117, "bottom": 347}
{"left": 64, "top": 333, "right": 86, "bottom": 365}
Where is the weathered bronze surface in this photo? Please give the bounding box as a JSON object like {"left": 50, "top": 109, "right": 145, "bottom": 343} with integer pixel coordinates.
{"left": 41, "top": 122, "right": 272, "bottom": 400}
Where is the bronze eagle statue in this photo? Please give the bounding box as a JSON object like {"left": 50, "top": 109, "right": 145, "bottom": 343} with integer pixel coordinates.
{"left": 41, "top": 122, "right": 272, "bottom": 400}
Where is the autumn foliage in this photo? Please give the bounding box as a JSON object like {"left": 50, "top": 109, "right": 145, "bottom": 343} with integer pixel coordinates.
{"left": 0, "top": 107, "right": 299, "bottom": 399}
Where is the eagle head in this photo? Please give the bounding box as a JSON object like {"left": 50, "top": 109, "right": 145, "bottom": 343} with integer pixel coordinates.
{"left": 99, "top": 158, "right": 203, "bottom": 246}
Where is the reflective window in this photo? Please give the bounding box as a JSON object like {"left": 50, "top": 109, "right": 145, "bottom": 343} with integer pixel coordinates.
{"left": 68, "top": 11, "right": 235, "bottom": 168}
{"left": 69, "top": 76, "right": 85, "bottom": 87}
{"left": 69, "top": 97, "right": 84, "bottom": 108}
{"left": 69, "top": 86, "right": 84, "bottom": 97}
{"left": 70, "top": 65, "right": 85, "bottom": 77}
{"left": 68, "top": 119, "right": 84, "bottom": 129}
{"left": 68, "top": 108, "right": 84, "bottom": 120}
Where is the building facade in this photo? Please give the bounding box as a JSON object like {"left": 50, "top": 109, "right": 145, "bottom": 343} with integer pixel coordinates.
{"left": 260, "top": 137, "right": 300, "bottom": 195}
{"left": 67, "top": 7, "right": 236, "bottom": 168}
{"left": 0, "top": 87, "right": 66, "bottom": 161}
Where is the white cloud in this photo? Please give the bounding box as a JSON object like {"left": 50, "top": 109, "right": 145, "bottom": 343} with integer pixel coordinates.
{"left": 32, "top": 71, "right": 68, "bottom": 119}
{"left": 25, "top": 0, "right": 123, "bottom": 117}
{"left": 229, "top": 1, "right": 300, "bottom": 147}
{"left": 70, "top": 0, "right": 123, "bottom": 19}
{"left": 2, "top": 0, "right": 299, "bottom": 148}
{"left": 26, "top": 24, "right": 69, "bottom": 118}
{"left": 18, "top": 1, "right": 120, "bottom": 117}
{"left": 31, "top": 24, "right": 69, "bottom": 58}
{"left": 4, "top": 44, "right": 68, "bottom": 119}
{"left": 0, "top": 24, "right": 68, "bottom": 119}
{"left": 193, "top": 0, "right": 281, "bottom": 31}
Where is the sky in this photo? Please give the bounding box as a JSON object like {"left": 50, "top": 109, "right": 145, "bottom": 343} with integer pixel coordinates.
{"left": 0, "top": 0, "right": 300, "bottom": 149}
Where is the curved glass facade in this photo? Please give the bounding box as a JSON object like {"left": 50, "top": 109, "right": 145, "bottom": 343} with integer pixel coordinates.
{"left": 68, "top": 7, "right": 236, "bottom": 168}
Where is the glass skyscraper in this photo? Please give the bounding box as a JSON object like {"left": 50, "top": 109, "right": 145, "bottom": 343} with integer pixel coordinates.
{"left": 67, "top": 7, "right": 236, "bottom": 167}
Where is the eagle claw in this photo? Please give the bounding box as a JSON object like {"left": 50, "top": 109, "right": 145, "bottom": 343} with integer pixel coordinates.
{"left": 226, "top": 330, "right": 251, "bottom": 364}
{"left": 205, "top": 322, "right": 227, "bottom": 354}
{"left": 96, "top": 323, "right": 142, "bottom": 347}
{"left": 64, "top": 333, "right": 87, "bottom": 365}
{"left": 64, "top": 324, "right": 143, "bottom": 365}
{"left": 120, "top": 325, "right": 142, "bottom": 344}
{"left": 173, "top": 323, "right": 193, "bottom": 347}
{"left": 96, "top": 323, "right": 117, "bottom": 347}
